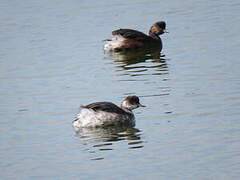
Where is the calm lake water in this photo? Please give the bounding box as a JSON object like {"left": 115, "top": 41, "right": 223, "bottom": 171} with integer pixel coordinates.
{"left": 1, "top": 0, "right": 240, "bottom": 179}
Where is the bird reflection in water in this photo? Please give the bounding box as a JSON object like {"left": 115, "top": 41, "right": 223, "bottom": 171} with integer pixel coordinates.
{"left": 74, "top": 125, "right": 143, "bottom": 160}
{"left": 105, "top": 47, "right": 168, "bottom": 77}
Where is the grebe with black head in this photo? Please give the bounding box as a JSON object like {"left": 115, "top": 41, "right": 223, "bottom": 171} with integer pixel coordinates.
{"left": 104, "top": 21, "right": 167, "bottom": 52}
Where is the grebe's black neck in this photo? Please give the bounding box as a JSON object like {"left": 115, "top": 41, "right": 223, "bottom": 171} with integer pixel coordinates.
{"left": 149, "top": 31, "right": 160, "bottom": 40}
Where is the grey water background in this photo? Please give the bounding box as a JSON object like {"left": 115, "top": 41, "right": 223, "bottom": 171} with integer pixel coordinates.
{"left": 1, "top": 0, "right": 240, "bottom": 179}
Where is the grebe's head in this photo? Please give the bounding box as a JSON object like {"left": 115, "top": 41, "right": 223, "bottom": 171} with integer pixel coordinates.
{"left": 121, "top": 96, "right": 145, "bottom": 110}
{"left": 150, "top": 21, "right": 168, "bottom": 35}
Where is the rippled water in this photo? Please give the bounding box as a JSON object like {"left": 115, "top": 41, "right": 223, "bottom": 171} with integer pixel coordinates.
{"left": 1, "top": 0, "right": 240, "bottom": 179}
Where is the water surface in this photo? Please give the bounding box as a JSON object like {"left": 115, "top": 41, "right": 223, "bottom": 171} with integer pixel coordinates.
{"left": 1, "top": 0, "right": 240, "bottom": 179}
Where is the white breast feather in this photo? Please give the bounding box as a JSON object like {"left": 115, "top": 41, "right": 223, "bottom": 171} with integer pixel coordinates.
{"left": 73, "top": 108, "right": 126, "bottom": 129}
{"left": 73, "top": 107, "right": 136, "bottom": 130}
{"left": 104, "top": 35, "right": 125, "bottom": 51}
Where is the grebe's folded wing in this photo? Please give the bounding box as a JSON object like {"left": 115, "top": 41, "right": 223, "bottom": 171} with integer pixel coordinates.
{"left": 81, "top": 102, "right": 126, "bottom": 115}
{"left": 112, "top": 29, "right": 151, "bottom": 41}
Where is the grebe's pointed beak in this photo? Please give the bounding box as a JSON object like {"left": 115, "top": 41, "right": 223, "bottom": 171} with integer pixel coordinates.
{"left": 138, "top": 103, "right": 146, "bottom": 107}
{"left": 163, "top": 29, "right": 169, "bottom": 33}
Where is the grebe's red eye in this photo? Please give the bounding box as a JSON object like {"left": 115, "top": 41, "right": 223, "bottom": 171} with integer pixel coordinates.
{"left": 133, "top": 101, "right": 137, "bottom": 105}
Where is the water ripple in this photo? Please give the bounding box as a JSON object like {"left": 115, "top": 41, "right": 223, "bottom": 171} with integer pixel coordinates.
{"left": 105, "top": 48, "right": 169, "bottom": 80}
{"left": 75, "top": 125, "right": 144, "bottom": 160}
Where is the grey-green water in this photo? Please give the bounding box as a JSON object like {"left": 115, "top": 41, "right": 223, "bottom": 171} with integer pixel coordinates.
{"left": 1, "top": 0, "right": 240, "bottom": 179}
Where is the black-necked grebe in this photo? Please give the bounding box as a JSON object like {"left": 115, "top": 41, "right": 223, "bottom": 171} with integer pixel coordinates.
{"left": 73, "top": 96, "right": 145, "bottom": 129}
{"left": 104, "top": 21, "right": 167, "bottom": 52}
